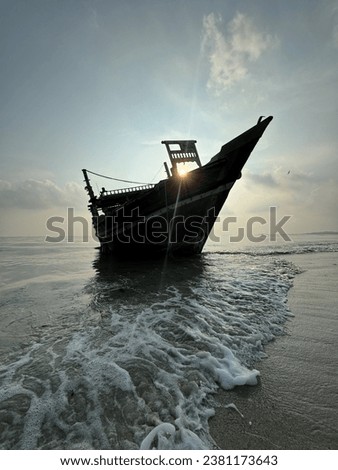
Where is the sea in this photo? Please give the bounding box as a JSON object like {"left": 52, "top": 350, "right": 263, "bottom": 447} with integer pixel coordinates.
{"left": 1, "top": 233, "right": 338, "bottom": 450}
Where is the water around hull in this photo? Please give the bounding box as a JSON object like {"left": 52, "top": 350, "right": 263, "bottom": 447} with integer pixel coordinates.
{"left": 0, "top": 235, "right": 337, "bottom": 449}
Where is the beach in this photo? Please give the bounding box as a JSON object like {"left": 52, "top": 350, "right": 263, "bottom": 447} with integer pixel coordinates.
{"left": 209, "top": 251, "right": 338, "bottom": 449}
{"left": 1, "top": 237, "right": 337, "bottom": 449}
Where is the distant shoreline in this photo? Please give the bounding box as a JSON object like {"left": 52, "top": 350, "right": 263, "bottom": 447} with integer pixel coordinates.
{"left": 302, "top": 231, "right": 338, "bottom": 235}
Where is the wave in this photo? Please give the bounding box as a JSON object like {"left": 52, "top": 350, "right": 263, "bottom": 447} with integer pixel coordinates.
{"left": 0, "top": 252, "right": 299, "bottom": 450}
{"left": 209, "top": 240, "right": 338, "bottom": 257}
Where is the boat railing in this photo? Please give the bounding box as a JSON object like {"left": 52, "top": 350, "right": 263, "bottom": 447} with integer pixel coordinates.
{"left": 101, "top": 184, "right": 155, "bottom": 197}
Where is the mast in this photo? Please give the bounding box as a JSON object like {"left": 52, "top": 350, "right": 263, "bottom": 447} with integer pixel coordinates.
{"left": 82, "top": 169, "right": 99, "bottom": 217}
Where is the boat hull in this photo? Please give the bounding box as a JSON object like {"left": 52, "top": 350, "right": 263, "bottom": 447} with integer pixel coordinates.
{"left": 89, "top": 117, "right": 273, "bottom": 257}
{"left": 97, "top": 182, "right": 234, "bottom": 256}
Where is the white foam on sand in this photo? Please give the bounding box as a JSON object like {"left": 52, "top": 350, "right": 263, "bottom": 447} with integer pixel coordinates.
{"left": 209, "top": 251, "right": 338, "bottom": 449}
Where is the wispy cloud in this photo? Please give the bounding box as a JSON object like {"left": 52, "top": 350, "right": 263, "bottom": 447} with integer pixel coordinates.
{"left": 246, "top": 168, "right": 316, "bottom": 189}
{"left": 225, "top": 166, "right": 338, "bottom": 232}
{"left": 202, "top": 12, "right": 277, "bottom": 94}
{"left": 332, "top": 4, "right": 338, "bottom": 48}
{"left": 0, "top": 179, "right": 85, "bottom": 210}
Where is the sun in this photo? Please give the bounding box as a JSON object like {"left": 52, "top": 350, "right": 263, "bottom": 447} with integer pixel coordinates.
{"left": 178, "top": 166, "right": 189, "bottom": 177}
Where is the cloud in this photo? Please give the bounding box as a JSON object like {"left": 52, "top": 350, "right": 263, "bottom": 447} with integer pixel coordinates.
{"left": 246, "top": 171, "right": 278, "bottom": 188}
{"left": 229, "top": 167, "right": 338, "bottom": 232}
{"left": 332, "top": 7, "right": 338, "bottom": 48}
{"left": 0, "top": 179, "right": 86, "bottom": 210}
{"left": 245, "top": 168, "right": 316, "bottom": 189}
{"left": 202, "top": 12, "right": 277, "bottom": 94}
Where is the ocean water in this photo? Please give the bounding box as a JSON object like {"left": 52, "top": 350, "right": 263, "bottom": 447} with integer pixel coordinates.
{"left": 0, "top": 234, "right": 337, "bottom": 450}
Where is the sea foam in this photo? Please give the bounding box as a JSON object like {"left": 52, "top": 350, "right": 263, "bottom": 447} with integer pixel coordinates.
{"left": 0, "top": 251, "right": 299, "bottom": 449}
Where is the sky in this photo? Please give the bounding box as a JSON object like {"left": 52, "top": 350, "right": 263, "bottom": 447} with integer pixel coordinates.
{"left": 1, "top": 0, "right": 338, "bottom": 239}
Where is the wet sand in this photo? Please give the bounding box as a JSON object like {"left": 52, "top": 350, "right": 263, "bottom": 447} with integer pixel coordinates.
{"left": 209, "top": 252, "right": 338, "bottom": 449}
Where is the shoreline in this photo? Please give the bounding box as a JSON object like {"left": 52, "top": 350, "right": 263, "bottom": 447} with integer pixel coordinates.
{"left": 209, "top": 251, "right": 338, "bottom": 449}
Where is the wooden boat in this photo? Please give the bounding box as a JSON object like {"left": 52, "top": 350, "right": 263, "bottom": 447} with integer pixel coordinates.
{"left": 83, "top": 116, "right": 273, "bottom": 256}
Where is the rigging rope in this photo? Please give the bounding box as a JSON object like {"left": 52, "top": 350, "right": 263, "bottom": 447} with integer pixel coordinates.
{"left": 150, "top": 163, "right": 166, "bottom": 183}
{"left": 85, "top": 169, "right": 151, "bottom": 185}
